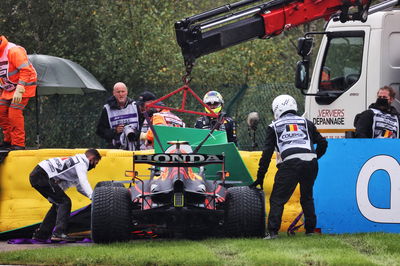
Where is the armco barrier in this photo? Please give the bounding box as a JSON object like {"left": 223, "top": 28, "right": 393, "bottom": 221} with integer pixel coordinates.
{"left": 315, "top": 139, "right": 400, "bottom": 233}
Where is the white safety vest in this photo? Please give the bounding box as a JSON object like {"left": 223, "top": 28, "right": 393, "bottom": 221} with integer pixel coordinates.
{"left": 0, "top": 42, "right": 18, "bottom": 92}
{"left": 104, "top": 102, "right": 139, "bottom": 130}
{"left": 371, "top": 108, "right": 399, "bottom": 138}
{"left": 38, "top": 154, "right": 93, "bottom": 199}
{"left": 272, "top": 114, "right": 312, "bottom": 160}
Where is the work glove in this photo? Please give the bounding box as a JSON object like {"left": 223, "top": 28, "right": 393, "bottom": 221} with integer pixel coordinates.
{"left": 140, "top": 132, "right": 147, "bottom": 141}
{"left": 12, "top": 85, "right": 25, "bottom": 104}
{"left": 249, "top": 178, "right": 263, "bottom": 189}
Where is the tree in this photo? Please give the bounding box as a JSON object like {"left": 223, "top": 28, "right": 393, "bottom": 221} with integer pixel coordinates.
{"left": 0, "top": 0, "right": 318, "bottom": 148}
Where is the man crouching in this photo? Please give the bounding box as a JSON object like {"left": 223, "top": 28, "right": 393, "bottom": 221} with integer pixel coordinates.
{"left": 29, "top": 149, "right": 101, "bottom": 241}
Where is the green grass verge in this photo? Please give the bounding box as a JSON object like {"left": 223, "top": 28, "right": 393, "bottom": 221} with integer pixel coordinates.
{"left": 1, "top": 233, "right": 400, "bottom": 266}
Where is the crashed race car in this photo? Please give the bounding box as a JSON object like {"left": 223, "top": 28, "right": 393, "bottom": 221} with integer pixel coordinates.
{"left": 91, "top": 141, "right": 265, "bottom": 243}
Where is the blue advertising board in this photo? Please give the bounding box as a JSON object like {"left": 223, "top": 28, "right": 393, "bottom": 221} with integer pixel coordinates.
{"left": 315, "top": 139, "right": 400, "bottom": 233}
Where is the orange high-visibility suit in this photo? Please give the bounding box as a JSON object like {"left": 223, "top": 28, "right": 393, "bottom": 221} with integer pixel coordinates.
{"left": 0, "top": 35, "right": 37, "bottom": 148}
{"left": 145, "top": 109, "right": 185, "bottom": 145}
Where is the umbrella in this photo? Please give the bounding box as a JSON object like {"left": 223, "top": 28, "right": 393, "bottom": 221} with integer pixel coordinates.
{"left": 28, "top": 54, "right": 106, "bottom": 95}
{"left": 28, "top": 54, "right": 107, "bottom": 146}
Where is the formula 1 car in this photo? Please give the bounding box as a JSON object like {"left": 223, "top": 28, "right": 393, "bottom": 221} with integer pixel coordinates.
{"left": 90, "top": 141, "right": 265, "bottom": 243}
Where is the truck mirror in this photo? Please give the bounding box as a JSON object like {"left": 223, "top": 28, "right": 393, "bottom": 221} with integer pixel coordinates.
{"left": 297, "top": 37, "right": 313, "bottom": 57}
{"left": 295, "top": 60, "right": 309, "bottom": 90}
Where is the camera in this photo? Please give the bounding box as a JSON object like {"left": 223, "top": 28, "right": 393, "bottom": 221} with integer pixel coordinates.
{"left": 123, "top": 124, "right": 139, "bottom": 141}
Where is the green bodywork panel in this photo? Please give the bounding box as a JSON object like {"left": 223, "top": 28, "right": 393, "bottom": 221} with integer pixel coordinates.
{"left": 153, "top": 125, "right": 228, "bottom": 149}
{"left": 153, "top": 126, "right": 253, "bottom": 185}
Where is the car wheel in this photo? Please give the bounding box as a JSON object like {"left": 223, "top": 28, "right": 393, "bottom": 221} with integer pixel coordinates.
{"left": 94, "top": 181, "right": 125, "bottom": 188}
{"left": 91, "top": 186, "right": 132, "bottom": 243}
{"left": 224, "top": 186, "right": 266, "bottom": 237}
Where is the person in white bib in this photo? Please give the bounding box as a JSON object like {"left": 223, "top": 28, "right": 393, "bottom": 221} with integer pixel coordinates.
{"left": 29, "top": 149, "right": 101, "bottom": 241}
{"left": 250, "top": 95, "right": 327, "bottom": 239}
{"left": 96, "top": 82, "right": 157, "bottom": 150}
{"left": 354, "top": 86, "right": 399, "bottom": 138}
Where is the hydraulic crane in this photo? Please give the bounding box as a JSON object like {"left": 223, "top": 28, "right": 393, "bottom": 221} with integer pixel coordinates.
{"left": 147, "top": 0, "right": 399, "bottom": 150}
{"left": 175, "top": 0, "right": 372, "bottom": 77}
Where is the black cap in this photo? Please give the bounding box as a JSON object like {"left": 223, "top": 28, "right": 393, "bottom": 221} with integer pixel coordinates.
{"left": 138, "top": 91, "right": 156, "bottom": 103}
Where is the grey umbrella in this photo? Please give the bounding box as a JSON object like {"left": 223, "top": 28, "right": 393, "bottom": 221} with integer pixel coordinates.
{"left": 28, "top": 54, "right": 106, "bottom": 95}
{"left": 28, "top": 54, "right": 106, "bottom": 146}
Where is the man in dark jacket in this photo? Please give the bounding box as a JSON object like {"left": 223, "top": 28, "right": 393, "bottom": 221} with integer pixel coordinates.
{"left": 96, "top": 82, "right": 156, "bottom": 150}
{"left": 250, "top": 95, "right": 327, "bottom": 239}
{"left": 194, "top": 91, "right": 237, "bottom": 145}
{"left": 354, "top": 86, "right": 399, "bottom": 138}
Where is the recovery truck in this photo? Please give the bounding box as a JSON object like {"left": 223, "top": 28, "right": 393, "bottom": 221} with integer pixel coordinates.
{"left": 299, "top": 1, "right": 400, "bottom": 138}
{"left": 175, "top": 0, "right": 400, "bottom": 137}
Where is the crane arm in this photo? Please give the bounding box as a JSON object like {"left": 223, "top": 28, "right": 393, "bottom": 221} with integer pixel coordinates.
{"left": 175, "top": 0, "right": 371, "bottom": 68}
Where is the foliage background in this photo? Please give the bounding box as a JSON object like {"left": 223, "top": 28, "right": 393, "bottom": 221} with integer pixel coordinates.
{"left": 0, "top": 0, "right": 322, "bottom": 150}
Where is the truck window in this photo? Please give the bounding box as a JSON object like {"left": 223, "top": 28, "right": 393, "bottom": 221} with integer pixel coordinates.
{"left": 318, "top": 35, "right": 364, "bottom": 93}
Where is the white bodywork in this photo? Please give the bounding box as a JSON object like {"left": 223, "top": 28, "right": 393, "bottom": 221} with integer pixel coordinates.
{"left": 305, "top": 10, "right": 400, "bottom": 138}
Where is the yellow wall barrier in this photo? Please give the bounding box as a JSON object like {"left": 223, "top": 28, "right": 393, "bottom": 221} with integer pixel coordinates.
{"left": 240, "top": 151, "right": 303, "bottom": 232}
{"left": 0, "top": 149, "right": 302, "bottom": 233}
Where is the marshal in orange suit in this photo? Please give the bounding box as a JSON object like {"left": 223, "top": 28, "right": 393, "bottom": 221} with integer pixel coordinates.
{"left": 0, "top": 35, "right": 37, "bottom": 150}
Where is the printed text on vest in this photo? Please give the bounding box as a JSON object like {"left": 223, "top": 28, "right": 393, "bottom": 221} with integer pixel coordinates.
{"left": 272, "top": 115, "right": 312, "bottom": 157}
{"left": 0, "top": 42, "right": 18, "bottom": 92}
{"left": 104, "top": 102, "right": 139, "bottom": 130}
{"left": 371, "top": 108, "right": 399, "bottom": 138}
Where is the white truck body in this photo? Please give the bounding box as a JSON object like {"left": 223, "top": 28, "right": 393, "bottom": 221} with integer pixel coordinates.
{"left": 304, "top": 9, "right": 400, "bottom": 138}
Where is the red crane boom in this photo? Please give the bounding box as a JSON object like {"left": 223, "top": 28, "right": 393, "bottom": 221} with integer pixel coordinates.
{"left": 175, "top": 0, "right": 371, "bottom": 70}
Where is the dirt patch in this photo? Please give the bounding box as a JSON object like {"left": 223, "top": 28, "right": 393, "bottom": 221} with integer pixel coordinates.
{"left": 0, "top": 241, "right": 92, "bottom": 253}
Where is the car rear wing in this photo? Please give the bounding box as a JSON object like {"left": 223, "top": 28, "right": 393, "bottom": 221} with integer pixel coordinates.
{"left": 134, "top": 153, "right": 225, "bottom": 167}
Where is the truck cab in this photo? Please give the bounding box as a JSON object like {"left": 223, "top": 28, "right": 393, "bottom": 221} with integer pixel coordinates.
{"left": 303, "top": 9, "right": 400, "bottom": 138}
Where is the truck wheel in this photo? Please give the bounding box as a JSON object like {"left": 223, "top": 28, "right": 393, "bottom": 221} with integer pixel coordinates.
{"left": 95, "top": 181, "right": 125, "bottom": 188}
{"left": 224, "top": 186, "right": 266, "bottom": 237}
{"left": 91, "top": 187, "right": 132, "bottom": 243}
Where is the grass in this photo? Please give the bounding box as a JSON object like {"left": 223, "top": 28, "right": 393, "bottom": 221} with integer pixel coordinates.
{"left": 1, "top": 233, "right": 400, "bottom": 265}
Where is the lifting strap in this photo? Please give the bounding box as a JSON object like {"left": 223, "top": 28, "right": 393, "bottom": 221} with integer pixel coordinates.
{"left": 146, "top": 85, "right": 219, "bottom": 118}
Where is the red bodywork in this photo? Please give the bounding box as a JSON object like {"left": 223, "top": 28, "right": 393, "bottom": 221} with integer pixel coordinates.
{"left": 261, "top": 0, "right": 371, "bottom": 37}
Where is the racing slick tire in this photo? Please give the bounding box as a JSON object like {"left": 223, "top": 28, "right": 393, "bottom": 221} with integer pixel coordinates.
{"left": 224, "top": 186, "right": 265, "bottom": 237}
{"left": 94, "top": 181, "right": 125, "bottom": 188}
{"left": 91, "top": 186, "right": 132, "bottom": 243}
